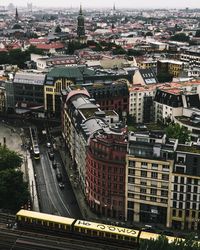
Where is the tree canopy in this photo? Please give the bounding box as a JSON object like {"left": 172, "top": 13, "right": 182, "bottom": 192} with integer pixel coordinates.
{"left": 0, "top": 146, "right": 22, "bottom": 171}
{"left": 165, "top": 123, "right": 190, "bottom": 143}
{"left": 170, "top": 33, "right": 190, "bottom": 42}
{"left": 139, "top": 235, "right": 200, "bottom": 250}
{"left": 0, "top": 146, "right": 29, "bottom": 212}
{"left": 0, "top": 169, "right": 29, "bottom": 211}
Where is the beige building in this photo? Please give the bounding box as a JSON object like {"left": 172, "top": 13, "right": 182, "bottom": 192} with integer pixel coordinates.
{"left": 125, "top": 131, "right": 176, "bottom": 228}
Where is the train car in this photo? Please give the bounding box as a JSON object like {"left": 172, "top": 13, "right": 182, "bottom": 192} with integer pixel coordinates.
{"left": 29, "top": 127, "right": 40, "bottom": 160}
{"left": 16, "top": 210, "right": 75, "bottom": 233}
{"left": 74, "top": 219, "right": 140, "bottom": 244}
{"left": 139, "top": 231, "right": 185, "bottom": 244}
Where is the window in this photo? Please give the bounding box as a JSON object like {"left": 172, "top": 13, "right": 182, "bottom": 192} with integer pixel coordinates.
{"left": 179, "top": 202, "right": 183, "bottom": 209}
{"left": 180, "top": 177, "right": 184, "bottom": 184}
{"left": 174, "top": 185, "right": 177, "bottom": 191}
{"left": 162, "top": 165, "right": 169, "bottom": 171}
{"left": 152, "top": 163, "right": 158, "bottom": 169}
{"left": 162, "top": 174, "right": 169, "bottom": 181}
{"left": 179, "top": 210, "right": 182, "bottom": 217}
{"left": 150, "top": 197, "right": 156, "bottom": 202}
{"left": 179, "top": 194, "right": 183, "bottom": 201}
{"left": 193, "top": 203, "right": 196, "bottom": 210}
{"left": 128, "top": 177, "right": 135, "bottom": 184}
{"left": 129, "top": 161, "right": 135, "bottom": 167}
{"left": 141, "top": 162, "right": 148, "bottom": 168}
{"left": 141, "top": 171, "right": 147, "bottom": 177}
{"left": 172, "top": 209, "right": 176, "bottom": 217}
{"left": 192, "top": 211, "right": 196, "bottom": 218}
{"left": 128, "top": 169, "right": 135, "bottom": 175}
{"left": 140, "top": 188, "right": 147, "bottom": 194}
{"left": 174, "top": 176, "right": 178, "bottom": 183}
{"left": 140, "top": 195, "right": 146, "bottom": 200}
{"left": 193, "top": 195, "right": 197, "bottom": 201}
{"left": 151, "top": 172, "right": 158, "bottom": 179}
{"left": 194, "top": 186, "right": 198, "bottom": 193}
{"left": 141, "top": 180, "right": 147, "bottom": 186}
{"left": 150, "top": 189, "right": 157, "bottom": 195}
{"left": 173, "top": 193, "right": 177, "bottom": 200}
{"left": 180, "top": 186, "right": 184, "bottom": 192}
{"left": 161, "top": 190, "right": 168, "bottom": 197}
{"left": 173, "top": 201, "right": 177, "bottom": 208}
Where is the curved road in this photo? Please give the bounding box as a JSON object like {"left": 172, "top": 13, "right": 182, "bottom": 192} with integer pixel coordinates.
{"left": 33, "top": 145, "right": 81, "bottom": 218}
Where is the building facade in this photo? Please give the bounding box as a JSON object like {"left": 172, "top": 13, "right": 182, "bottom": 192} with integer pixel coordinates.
{"left": 86, "top": 127, "right": 127, "bottom": 219}
{"left": 125, "top": 131, "right": 176, "bottom": 227}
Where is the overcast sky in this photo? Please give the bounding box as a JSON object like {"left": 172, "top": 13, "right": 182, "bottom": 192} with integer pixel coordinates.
{"left": 3, "top": 0, "right": 200, "bottom": 9}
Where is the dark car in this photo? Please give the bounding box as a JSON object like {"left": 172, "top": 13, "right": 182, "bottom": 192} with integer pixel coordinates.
{"left": 56, "top": 169, "right": 62, "bottom": 181}
{"left": 48, "top": 149, "right": 54, "bottom": 160}
{"left": 52, "top": 161, "right": 57, "bottom": 169}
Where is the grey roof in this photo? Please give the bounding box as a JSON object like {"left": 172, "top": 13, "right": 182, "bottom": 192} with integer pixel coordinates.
{"left": 139, "top": 68, "right": 158, "bottom": 84}
{"left": 83, "top": 118, "right": 106, "bottom": 135}
{"left": 71, "top": 95, "right": 94, "bottom": 109}
{"left": 14, "top": 72, "right": 46, "bottom": 85}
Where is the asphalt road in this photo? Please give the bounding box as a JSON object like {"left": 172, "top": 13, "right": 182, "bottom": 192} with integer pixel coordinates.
{"left": 33, "top": 143, "right": 81, "bottom": 218}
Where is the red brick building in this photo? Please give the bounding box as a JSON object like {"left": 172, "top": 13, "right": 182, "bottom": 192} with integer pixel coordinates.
{"left": 86, "top": 128, "right": 127, "bottom": 220}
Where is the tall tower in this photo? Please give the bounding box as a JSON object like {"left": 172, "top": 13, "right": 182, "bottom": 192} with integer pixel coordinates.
{"left": 77, "top": 5, "right": 85, "bottom": 37}
{"left": 15, "top": 7, "right": 19, "bottom": 21}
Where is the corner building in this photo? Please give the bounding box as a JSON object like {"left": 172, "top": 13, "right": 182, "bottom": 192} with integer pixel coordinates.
{"left": 86, "top": 129, "right": 127, "bottom": 219}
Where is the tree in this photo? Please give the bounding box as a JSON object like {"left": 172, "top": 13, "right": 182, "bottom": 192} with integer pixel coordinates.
{"left": 55, "top": 25, "right": 62, "bottom": 33}
{"left": 0, "top": 146, "right": 23, "bottom": 171}
{"left": 139, "top": 235, "right": 200, "bottom": 250}
{"left": 195, "top": 30, "right": 200, "bottom": 37}
{"left": 165, "top": 123, "right": 190, "bottom": 143}
{"left": 0, "top": 169, "right": 29, "bottom": 211}
{"left": 170, "top": 33, "right": 190, "bottom": 42}
{"left": 146, "top": 31, "right": 153, "bottom": 36}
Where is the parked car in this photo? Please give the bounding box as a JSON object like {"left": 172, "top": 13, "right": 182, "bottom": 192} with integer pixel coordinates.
{"left": 58, "top": 182, "right": 64, "bottom": 189}
{"left": 48, "top": 149, "right": 54, "bottom": 160}
{"left": 56, "top": 169, "right": 62, "bottom": 181}
{"left": 52, "top": 161, "right": 57, "bottom": 169}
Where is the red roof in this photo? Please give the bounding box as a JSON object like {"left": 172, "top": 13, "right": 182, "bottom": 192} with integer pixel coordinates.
{"left": 35, "top": 42, "right": 64, "bottom": 50}
{"left": 29, "top": 38, "right": 48, "bottom": 44}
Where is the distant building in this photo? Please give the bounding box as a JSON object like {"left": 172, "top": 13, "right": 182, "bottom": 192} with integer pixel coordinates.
{"left": 77, "top": 5, "right": 86, "bottom": 44}
{"left": 133, "top": 68, "right": 158, "bottom": 85}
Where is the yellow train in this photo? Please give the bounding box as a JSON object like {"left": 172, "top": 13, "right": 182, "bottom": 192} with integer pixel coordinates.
{"left": 16, "top": 210, "right": 183, "bottom": 246}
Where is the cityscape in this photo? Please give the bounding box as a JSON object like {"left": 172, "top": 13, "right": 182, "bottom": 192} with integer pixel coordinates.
{"left": 0, "top": 1, "right": 200, "bottom": 249}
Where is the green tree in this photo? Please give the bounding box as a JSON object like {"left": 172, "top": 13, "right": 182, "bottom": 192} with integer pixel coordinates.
{"left": 0, "top": 169, "right": 29, "bottom": 211}
{"left": 139, "top": 235, "right": 200, "bottom": 250}
{"left": 170, "top": 33, "right": 190, "bottom": 42}
{"left": 55, "top": 25, "right": 62, "bottom": 33}
{"left": 0, "top": 146, "right": 23, "bottom": 171}
{"left": 195, "top": 30, "right": 200, "bottom": 37}
{"left": 165, "top": 123, "right": 190, "bottom": 143}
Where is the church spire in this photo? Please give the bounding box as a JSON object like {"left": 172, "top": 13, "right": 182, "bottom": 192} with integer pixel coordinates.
{"left": 77, "top": 4, "right": 85, "bottom": 37}
{"left": 15, "top": 7, "right": 19, "bottom": 21}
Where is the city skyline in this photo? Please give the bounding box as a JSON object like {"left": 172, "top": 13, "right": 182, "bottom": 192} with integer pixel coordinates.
{"left": 3, "top": 0, "right": 200, "bottom": 9}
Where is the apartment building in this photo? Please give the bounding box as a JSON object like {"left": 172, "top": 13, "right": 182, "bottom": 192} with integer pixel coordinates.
{"left": 170, "top": 144, "right": 200, "bottom": 230}
{"left": 157, "top": 60, "right": 184, "bottom": 78}
{"left": 125, "top": 131, "right": 176, "bottom": 227}
{"left": 129, "top": 84, "right": 156, "bottom": 123}
{"left": 86, "top": 127, "right": 127, "bottom": 219}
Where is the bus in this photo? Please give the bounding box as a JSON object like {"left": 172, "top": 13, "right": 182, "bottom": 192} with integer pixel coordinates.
{"left": 29, "top": 127, "right": 40, "bottom": 160}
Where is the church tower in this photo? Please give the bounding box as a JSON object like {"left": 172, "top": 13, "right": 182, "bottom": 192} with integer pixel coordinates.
{"left": 77, "top": 5, "right": 85, "bottom": 37}
{"left": 15, "top": 8, "right": 19, "bottom": 22}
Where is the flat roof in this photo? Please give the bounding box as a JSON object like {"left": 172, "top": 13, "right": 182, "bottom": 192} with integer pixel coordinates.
{"left": 74, "top": 220, "right": 140, "bottom": 237}
{"left": 16, "top": 210, "right": 75, "bottom": 225}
